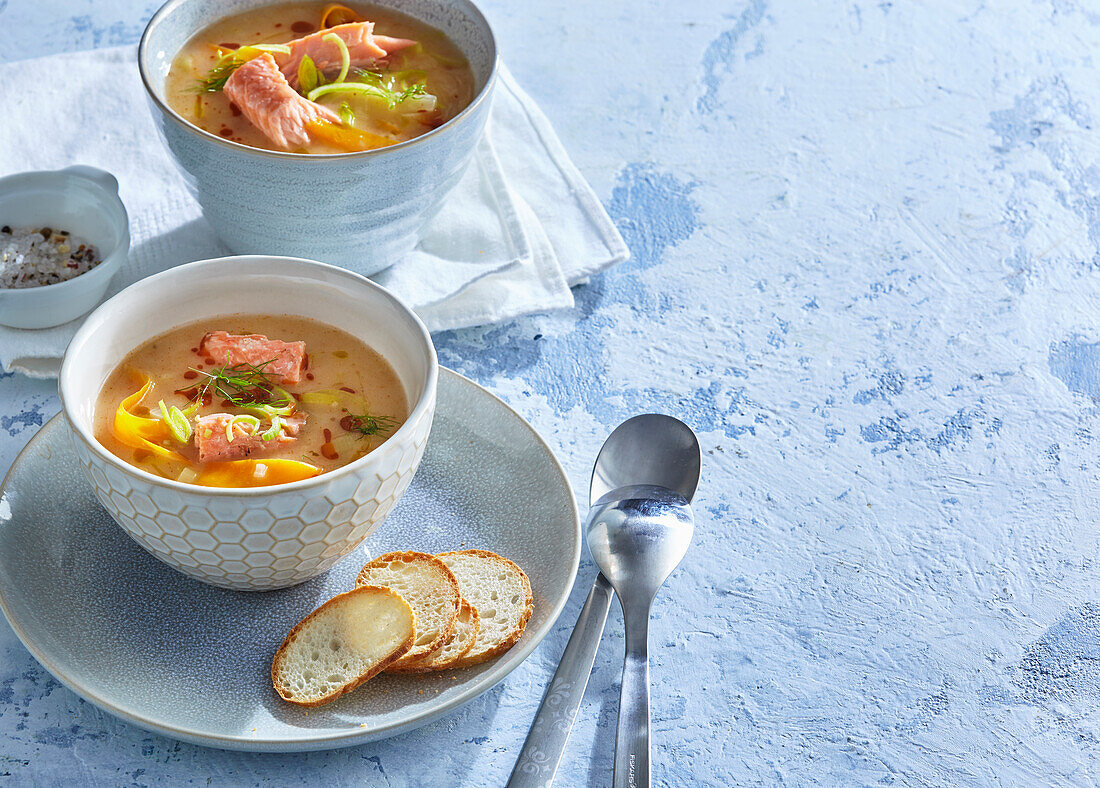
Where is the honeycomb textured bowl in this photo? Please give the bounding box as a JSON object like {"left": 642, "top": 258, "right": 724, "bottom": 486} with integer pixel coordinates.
{"left": 59, "top": 256, "right": 437, "bottom": 591}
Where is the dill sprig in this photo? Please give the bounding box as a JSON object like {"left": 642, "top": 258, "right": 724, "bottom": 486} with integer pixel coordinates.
{"left": 351, "top": 68, "right": 428, "bottom": 107}
{"left": 194, "top": 44, "right": 292, "bottom": 93}
{"left": 188, "top": 361, "right": 294, "bottom": 409}
{"left": 197, "top": 58, "right": 245, "bottom": 92}
{"left": 340, "top": 411, "right": 400, "bottom": 438}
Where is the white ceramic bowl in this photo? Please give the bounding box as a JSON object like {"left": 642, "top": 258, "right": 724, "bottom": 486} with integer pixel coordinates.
{"left": 138, "top": 0, "right": 497, "bottom": 277}
{"left": 0, "top": 166, "right": 129, "bottom": 329}
{"left": 59, "top": 256, "right": 438, "bottom": 591}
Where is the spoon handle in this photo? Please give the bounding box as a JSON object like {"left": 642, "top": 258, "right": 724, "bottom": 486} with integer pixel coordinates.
{"left": 507, "top": 573, "right": 614, "bottom": 788}
{"left": 614, "top": 607, "right": 651, "bottom": 788}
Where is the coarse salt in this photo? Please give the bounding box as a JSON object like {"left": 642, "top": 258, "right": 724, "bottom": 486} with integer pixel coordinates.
{"left": 0, "top": 225, "right": 101, "bottom": 289}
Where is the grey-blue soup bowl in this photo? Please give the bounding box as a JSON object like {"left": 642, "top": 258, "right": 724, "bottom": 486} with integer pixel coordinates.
{"left": 139, "top": 0, "right": 497, "bottom": 276}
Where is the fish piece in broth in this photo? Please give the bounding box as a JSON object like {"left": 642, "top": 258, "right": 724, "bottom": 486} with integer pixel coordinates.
{"left": 223, "top": 53, "right": 338, "bottom": 149}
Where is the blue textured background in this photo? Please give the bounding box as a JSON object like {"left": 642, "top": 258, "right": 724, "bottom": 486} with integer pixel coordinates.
{"left": 5, "top": 0, "right": 1100, "bottom": 784}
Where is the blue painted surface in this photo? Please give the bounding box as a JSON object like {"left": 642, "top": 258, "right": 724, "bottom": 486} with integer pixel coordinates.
{"left": 5, "top": 0, "right": 1100, "bottom": 784}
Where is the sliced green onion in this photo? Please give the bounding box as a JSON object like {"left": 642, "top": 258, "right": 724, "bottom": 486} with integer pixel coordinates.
{"left": 244, "top": 43, "right": 291, "bottom": 56}
{"left": 224, "top": 415, "right": 261, "bottom": 443}
{"left": 300, "top": 391, "right": 343, "bottom": 406}
{"left": 337, "top": 101, "right": 356, "bottom": 126}
{"left": 323, "top": 32, "right": 351, "bottom": 84}
{"left": 158, "top": 399, "right": 193, "bottom": 444}
{"left": 308, "top": 81, "right": 390, "bottom": 103}
{"left": 241, "top": 401, "right": 295, "bottom": 419}
{"left": 308, "top": 81, "right": 437, "bottom": 112}
{"left": 298, "top": 54, "right": 321, "bottom": 94}
{"left": 299, "top": 388, "right": 374, "bottom": 414}
{"left": 271, "top": 386, "right": 296, "bottom": 411}
{"left": 260, "top": 415, "right": 285, "bottom": 442}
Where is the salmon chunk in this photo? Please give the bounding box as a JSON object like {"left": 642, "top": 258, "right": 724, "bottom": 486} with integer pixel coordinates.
{"left": 223, "top": 53, "right": 338, "bottom": 150}
{"left": 373, "top": 35, "right": 418, "bottom": 55}
{"left": 199, "top": 331, "right": 307, "bottom": 384}
{"left": 194, "top": 412, "right": 306, "bottom": 463}
{"left": 280, "top": 22, "right": 417, "bottom": 89}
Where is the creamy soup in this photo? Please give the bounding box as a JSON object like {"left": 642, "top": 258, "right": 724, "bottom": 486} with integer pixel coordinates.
{"left": 165, "top": 2, "right": 475, "bottom": 153}
{"left": 94, "top": 315, "right": 408, "bottom": 487}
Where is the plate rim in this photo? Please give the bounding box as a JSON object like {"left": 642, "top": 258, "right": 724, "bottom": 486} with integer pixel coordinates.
{"left": 0, "top": 366, "right": 581, "bottom": 751}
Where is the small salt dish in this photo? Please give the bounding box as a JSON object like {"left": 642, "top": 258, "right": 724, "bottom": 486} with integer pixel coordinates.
{"left": 0, "top": 166, "right": 129, "bottom": 329}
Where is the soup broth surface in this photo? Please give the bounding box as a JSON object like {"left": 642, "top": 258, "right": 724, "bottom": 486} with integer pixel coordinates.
{"left": 94, "top": 315, "right": 408, "bottom": 487}
{"left": 165, "top": 2, "right": 475, "bottom": 153}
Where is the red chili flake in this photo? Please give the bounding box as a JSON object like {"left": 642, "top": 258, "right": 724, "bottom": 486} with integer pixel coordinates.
{"left": 306, "top": 372, "right": 315, "bottom": 381}
{"left": 221, "top": 399, "right": 233, "bottom": 408}
{"left": 66, "top": 262, "right": 79, "bottom": 268}
{"left": 219, "top": 128, "right": 233, "bottom": 138}
{"left": 339, "top": 386, "right": 355, "bottom": 394}
{"left": 323, "top": 428, "right": 332, "bottom": 443}
{"left": 205, "top": 358, "right": 216, "bottom": 366}
{"left": 175, "top": 386, "right": 199, "bottom": 399}
{"left": 229, "top": 102, "right": 241, "bottom": 117}
{"left": 190, "top": 347, "right": 198, "bottom": 353}
{"left": 339, "top": 415, "right": 356, "bottom": 432}
{"left": 219, "top": 41, "right": 240, "bottom": 49}
{"left": 291, "top": 20, "right": 315, "bottom": 33}
{"left": 275, "top": 23, "right": 283, "bottom": 28}
{"left": 321, "top": 442, "right": 339, "bottom": 460}
{"left": 183, "top": 370, "right": 199, "bottom": 380}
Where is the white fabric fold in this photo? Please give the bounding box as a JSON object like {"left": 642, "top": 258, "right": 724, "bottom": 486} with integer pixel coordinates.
{"left": 0, "top": 46, "right": 627, "bottom": 378}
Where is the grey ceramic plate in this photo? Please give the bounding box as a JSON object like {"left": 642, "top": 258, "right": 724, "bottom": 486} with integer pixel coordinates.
{"left": 0, "top": 368, "right": 580, "bottom": 751}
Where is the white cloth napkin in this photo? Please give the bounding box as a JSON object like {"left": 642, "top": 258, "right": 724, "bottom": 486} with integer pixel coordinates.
{"left": 0, "top": 46, "right": 628, "bottom": 378}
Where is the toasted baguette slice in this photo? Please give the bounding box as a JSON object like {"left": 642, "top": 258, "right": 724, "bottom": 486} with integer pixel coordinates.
{"left": 355, "top": 551, "right": 461, "bottom": 666}
{"left": 390, "top": 600, "right": 481, "bottom": 673}
{"left": 272, "top": 585, "right": 415, "bottom": 707}
{"left": 437, "top": 550, "right": 533, "bottom": 667}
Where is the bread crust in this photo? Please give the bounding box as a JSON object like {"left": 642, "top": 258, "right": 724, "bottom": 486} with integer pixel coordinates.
{"left": 436, "top": 549, "right": 534, "bottom": 668}
{"left": 354, "top": 550, "right": 462, "bottom": 664}
{"left": 388, "top": 599, "right": 481, "bottom": 673}
{"left": 271, "top": 585, "right": 415, "bottom": 707}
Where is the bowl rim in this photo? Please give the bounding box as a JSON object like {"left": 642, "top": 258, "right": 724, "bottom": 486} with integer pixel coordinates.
{"left": 0, "top": 168, "right": 130, "bottom": 295}
{"left": 138, "top": 0, "right": 499, "bottom": 161}
{"left": 59, "top": 254, "right": 439, "bottom": 497}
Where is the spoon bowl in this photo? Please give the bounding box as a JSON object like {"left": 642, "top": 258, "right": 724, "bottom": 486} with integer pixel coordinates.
{"left": 590, "top": 415, "right": 701, "bottom": 505}
{"left": 586, "top": 484, "right": 694, "bottom": 602}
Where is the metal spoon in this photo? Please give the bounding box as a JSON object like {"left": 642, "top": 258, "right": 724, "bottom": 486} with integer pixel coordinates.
{"left": 588, "top": 483, "right": 694, "bottom": 787}
{"left": 508, "top": 415, "right": 700, "bottom": 787}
